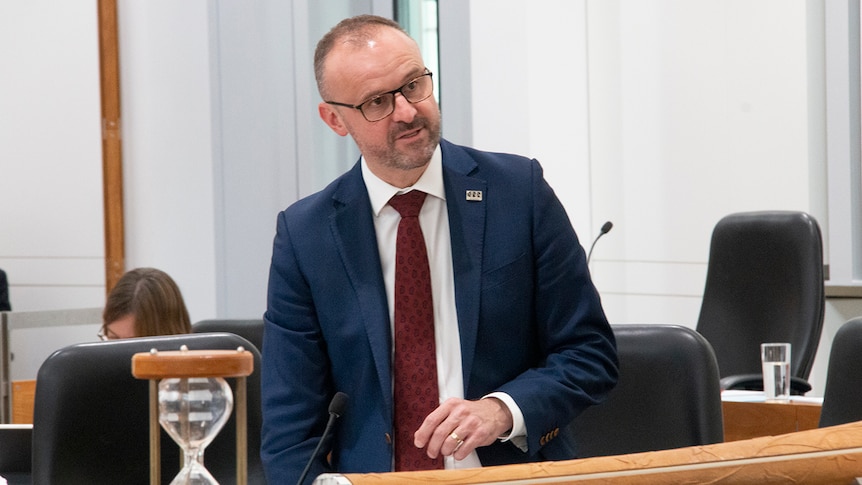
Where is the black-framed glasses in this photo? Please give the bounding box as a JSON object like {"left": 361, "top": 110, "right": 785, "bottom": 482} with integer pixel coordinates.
{"left": 325, "top": 69, "right": 434, "bottom": 122}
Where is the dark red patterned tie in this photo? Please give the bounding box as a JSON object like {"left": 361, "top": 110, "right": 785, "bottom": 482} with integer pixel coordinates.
{"left": 389, "top": 190, "right": 442, "bottom": 471}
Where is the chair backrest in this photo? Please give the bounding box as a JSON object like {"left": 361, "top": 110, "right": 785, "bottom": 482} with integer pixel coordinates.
{"left": 695, "top": 211, "right": 824, "bottom": 381}
{"left": 193, "top": 318, "right": 264, "bottom": 354}
{"left": 0, "top": 424, "right": 32, "bottom": 476}
{"left": 0, "top": 268, "right": 10, "bottom": 311}
{"left": 819, "top": 317, "right": 862, "bottom": 428}
{"left": 568, "top": 324, "right": 724, "bottom": 457}
{"left": 32, "top": 332, "right": 265, "bottom": 485}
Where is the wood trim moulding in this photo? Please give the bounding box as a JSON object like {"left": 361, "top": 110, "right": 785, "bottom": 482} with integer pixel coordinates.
{"left": 97, "top": 0, "right": 125, "bottom": 293}
{"left": 326, "top": 420, "right": 862, "bottom": 484}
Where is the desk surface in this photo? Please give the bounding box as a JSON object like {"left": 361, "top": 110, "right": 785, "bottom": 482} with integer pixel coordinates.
{"left": 722, "top": 393, "right": 822, "bottom": 442}
{"left": 10, "top": 380, "right": 35, "bottom": 425}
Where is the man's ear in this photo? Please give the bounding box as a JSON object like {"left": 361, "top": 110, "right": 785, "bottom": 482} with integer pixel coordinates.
{"left": 318, "top": 102, "right": 350, "bottom": 137}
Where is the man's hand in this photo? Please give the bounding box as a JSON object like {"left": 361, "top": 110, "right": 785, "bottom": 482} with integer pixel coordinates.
{"left": 413, "top": 397, "right": 514, "bottom": 461}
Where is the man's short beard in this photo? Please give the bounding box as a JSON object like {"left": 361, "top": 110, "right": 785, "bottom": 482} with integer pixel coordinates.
{"left": 388, "top": 120, "right": 440, "bottom": 170}
{"left": 384, "top": 117, "right": 441, "bottom": 171}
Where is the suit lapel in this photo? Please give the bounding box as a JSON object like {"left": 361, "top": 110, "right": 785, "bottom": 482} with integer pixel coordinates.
{"left": 330, "top": 164, "right": 394, "bottom": 417}
{"left": 440, "top": 141, "right": 486, "bottom": 395}
{"left": 327, "top": 142, "right": 488, "bottom": 413}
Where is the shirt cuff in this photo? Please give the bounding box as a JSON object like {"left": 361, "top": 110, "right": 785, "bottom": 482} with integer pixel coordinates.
{"left": 483, "top": 392, "right": 527, "bottom": 451}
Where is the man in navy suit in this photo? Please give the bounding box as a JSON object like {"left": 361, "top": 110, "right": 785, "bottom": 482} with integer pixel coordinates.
{"left": 261, "top": 14, "right": 618, "bottom": 484}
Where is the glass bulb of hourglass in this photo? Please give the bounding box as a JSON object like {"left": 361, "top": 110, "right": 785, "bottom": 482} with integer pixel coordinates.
{"left": 159, "top": 377, "right": 233, "bottom": 485}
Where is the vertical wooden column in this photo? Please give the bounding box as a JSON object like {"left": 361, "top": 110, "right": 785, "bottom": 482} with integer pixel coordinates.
{"left": 236, "top": 376, "right": 248, "bottom": 485}
{"left": 148, "top": 379, "right": 160, "bottom": 485}
{"left": 97, "top": 0, "right": 125, "bottom": 292}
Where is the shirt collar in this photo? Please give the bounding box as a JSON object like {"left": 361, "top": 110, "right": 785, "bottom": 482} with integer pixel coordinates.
{"left": 362, "top": 145, "right": 445, "bottom": 216}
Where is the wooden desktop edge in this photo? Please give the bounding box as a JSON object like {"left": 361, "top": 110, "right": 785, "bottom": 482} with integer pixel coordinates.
{"left": 722, "top": 398, "right": 822, "bottom": 442}
{"left": 318, "top": 420, "right": 862, "bottom": 484}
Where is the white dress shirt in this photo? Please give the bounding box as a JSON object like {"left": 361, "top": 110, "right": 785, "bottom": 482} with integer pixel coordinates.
{"left": 361, "top": 146, "right": 526, "bottom": 470}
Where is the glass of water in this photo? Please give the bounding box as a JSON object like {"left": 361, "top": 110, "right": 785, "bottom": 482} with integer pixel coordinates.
{"left": 761, "top": 342, "right": 791, "bottom": 402}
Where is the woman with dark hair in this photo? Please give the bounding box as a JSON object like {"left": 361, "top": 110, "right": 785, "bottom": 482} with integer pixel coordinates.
{"left": 98, "top": 267, "right": 191, "bottom": 340}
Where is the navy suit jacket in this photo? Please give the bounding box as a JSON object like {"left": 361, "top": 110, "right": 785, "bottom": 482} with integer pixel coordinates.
{"left": 261, "top": 139, "right": 618, "bottom": 484}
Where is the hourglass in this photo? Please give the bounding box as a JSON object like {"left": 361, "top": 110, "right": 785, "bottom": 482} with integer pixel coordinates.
{"left": 132, "top": 345, "right": 254, "bottom": 485}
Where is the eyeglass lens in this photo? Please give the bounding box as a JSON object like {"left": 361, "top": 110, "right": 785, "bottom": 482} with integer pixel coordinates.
{"left": 360, "top": 74, "right": 433, "bottom": 121}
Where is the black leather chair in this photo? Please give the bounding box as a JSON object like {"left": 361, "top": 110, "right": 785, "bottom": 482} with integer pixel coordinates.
{"left": 193, "top": 318, "right": 264, "bottom": 354}
{"left": 819, "top": 317, "right": 862, "bottom": 428}
{"left": 0, "top": 268, "right": 10, "bottom": 311}
{"left": 32, "top": 333, "right": 266, "bottom": 485}
{"left": 568, "top": 324, "right": 724, "bottom": 457}
{"left": 0, "top": 424, "right": 31, "bottom": 485}
{"left": 695, "top": 211, "right": 825, "bottom": 395}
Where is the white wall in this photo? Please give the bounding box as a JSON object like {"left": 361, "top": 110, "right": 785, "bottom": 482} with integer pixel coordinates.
{"left": 589, "top": 0, "right": 819, "bottom": 323}
{"left": 464, "top": 0, "right": 862, "bottom": 396}
{"left": 468, "top": 0, "right": 819, "bottom": 325}
{"left": 0, "top": 1, "right": 220, "bottom": 324}
{"left": 118, "top": 0, "right": 219, "bottom": 323}
{"left": 0, "top": 1, "right": 384, "bottom": 323}
{"left": 467, "top": 0, "right": 594, "bottom": 243}
{"left": 0, "top": 1, "right": 106, "bottom": 311}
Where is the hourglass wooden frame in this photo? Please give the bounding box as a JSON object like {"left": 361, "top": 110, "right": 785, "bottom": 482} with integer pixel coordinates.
{"left": 132, "top": 346, "right": 254, "bottom": 485}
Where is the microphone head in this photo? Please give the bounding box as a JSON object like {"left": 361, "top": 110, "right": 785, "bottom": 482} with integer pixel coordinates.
{"left": 600, "top": 221, "right": 613, "bottom": 234}
{"left": 329, "top": 392, "right": 349, "bottom": 418}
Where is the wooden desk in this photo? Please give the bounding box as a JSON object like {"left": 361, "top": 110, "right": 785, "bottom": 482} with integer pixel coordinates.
{"left": 722, "top": 399, "right": 821, "bottom": 441}
{"left": 329, "top": 420, "right": 862, "bottom": 484}
{"left": 11, "top": 379, "right": 36, "bottom": 424}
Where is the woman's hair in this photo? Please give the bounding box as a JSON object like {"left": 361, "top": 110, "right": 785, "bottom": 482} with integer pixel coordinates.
{"left": 102, "top": 267, "right": 192, "bottom": 337}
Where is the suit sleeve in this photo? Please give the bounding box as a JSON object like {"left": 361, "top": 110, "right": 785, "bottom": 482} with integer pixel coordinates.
{"left": 260, "top": 210, "right": 335, "bottom": 484}
{"left": 493, "top": 159, "right": 619, "bottom": 456}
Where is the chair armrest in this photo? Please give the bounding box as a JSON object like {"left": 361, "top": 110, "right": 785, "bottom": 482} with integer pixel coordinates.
{"left": 720, "top": 373, "right": 812, "bottom": 396}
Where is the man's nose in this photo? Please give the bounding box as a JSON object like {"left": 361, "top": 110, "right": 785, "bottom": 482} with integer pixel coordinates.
{"left": 390, "top": 93, "right": 418, "bottom": 123}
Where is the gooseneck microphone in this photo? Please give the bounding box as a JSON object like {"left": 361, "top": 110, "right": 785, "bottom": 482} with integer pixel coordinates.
{"left": 587, "top": 221, "right": 614, "bottom": 264}
{"left": 296, "top": 392, "right": 349, "bottom": 485}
